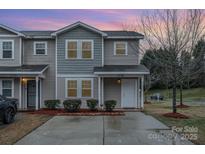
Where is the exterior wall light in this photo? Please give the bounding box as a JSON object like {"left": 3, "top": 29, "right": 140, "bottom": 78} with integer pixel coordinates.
{"left": 22, "top": 78, "right": 27, "bottom": 84}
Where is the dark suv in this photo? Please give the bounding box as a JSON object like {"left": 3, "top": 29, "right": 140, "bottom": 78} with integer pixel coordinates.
{"left": 0, "top": 95, "right": 18, "bottom": 124}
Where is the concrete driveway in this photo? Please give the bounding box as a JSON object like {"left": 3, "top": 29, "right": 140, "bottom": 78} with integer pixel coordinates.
{"left": 16, "top": 112, "right": 193, "bottom": 145}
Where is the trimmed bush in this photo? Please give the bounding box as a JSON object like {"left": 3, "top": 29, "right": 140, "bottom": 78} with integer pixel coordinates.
{"left": 104, "top": 100, "right": 117, "bottom": 111}
{"left": 44, "top": 100, "right": 60, "bottom": 109}
{"left": 87, "top": 99, "right": 98, "bottom": 111}
{"left": 63, "top": 99, "right": 81, "bottom": 112}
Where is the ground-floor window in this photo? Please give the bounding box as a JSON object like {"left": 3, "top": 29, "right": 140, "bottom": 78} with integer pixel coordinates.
{"left": 0, "top": 79, "right": 14, "bottom": 98}
{"left": 82, "top": 80, "right": 92, "bottom": 97}
{"left": 67, "top": 80, "right": 77, "bottom": 97}
{"left": 66, "top": 78, "right": 93, "bottom": 98}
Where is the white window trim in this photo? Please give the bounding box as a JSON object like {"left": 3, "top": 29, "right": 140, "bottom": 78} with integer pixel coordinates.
{"left": 65, "top": 78, "right": 93, "bottom": 98}
{"left": 114, "top": 41, "right": 128, "bottom": 56}
{"left": 65, "top": 39, "right": 94, "bottom": 60}
{"left": 81, "top": 40, "right": 94, "bottom": 60}
{"left": 65, "top": 40, "right": 78, "bottom": 60}
{"left": 81, "top": 78, "right": 93, "bottom": 98}
{"left": 0, "top": 79, "right": 14, "bottom": 98}
{"left": 0, "top": 40, "right": 14, "bottom": 59}
{"left": 66, "top": 79, "right": 78, "bottom": 98}
{"left": 33, "top": 41, "right": 48, "bottom": 55}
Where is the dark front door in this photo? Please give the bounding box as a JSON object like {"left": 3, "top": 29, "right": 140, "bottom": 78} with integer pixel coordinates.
{"left": 27, "top": 80, "right": 36, "bottom": 108}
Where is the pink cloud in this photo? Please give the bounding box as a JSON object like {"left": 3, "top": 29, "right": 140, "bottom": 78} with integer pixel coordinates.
{"left": 0, "top": 15, "right": 125, "bottom": 30}
{"left": 20, "top": 18, "right": 67, "bottom": 30}
{"left": 79, "top": 19, "right": 123, "bottom": 30}
{"left": 0, "top": 15, "right": 69, "bottom": 30}
{"left": 88, "top": 9, "right": 132, "bottom": 15}
{"left": 0, "top": 10, "right": 142, "bottom": 31}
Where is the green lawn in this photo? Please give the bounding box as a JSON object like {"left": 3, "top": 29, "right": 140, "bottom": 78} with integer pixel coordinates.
{"left": 146, "top": 87, "right": 205, "bottom": 105}
{"left": 144, "top": 88, "right": 205, "bottom": 145}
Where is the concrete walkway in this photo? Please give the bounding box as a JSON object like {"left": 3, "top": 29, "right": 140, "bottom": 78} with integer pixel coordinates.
{"left": 16, "top": 112, "right": 193, "bottom": 145}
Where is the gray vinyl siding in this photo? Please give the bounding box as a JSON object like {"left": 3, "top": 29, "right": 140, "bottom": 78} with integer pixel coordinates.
{"left": 0, "top": 37, "right": 21, "bottom": 66}
{"left": 104, "top": 39, "right": 140, "bottom": 65}
{"left": 23, "top": 39, "right": 56, "bottom": 104}
{"left": 57, "top": 77, "right": 98, "bottom": 108}
{"left": 104, "top": 78, "right": 121, "bottom": 108}
{"left": 57, "top": 26, "right": 102, "bottom": 74}
{"left": 0, "top": 27, "right": 16, "bottom": 35}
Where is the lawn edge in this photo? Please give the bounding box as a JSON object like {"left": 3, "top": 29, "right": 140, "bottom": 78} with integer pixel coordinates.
{"left": 142, "top": 110, "right": 196, "bottom": 145}
{"left": 13, "top": 115, "right": 53, "bottom": 145}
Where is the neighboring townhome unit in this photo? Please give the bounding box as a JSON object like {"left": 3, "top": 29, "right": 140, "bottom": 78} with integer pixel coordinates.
{"left": 0, "top": 21, "right": 149, "bottom": 110}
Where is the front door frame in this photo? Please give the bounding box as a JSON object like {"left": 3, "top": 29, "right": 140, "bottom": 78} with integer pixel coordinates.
{"left": 27, "top": 79, "right": 36, "bottom": 108}
{"left": 22, "top": 77, "right": 40, "bottom": 110}
{"left": 121, "top": 79, "right": 138, "bottom": 108}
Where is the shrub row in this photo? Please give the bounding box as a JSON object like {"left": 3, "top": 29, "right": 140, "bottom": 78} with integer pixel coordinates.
{"left": 44, "top": 99, "right": 117, "bottom": 112}
{"left": 44, "top": 100, "right": 60, "bottom": 109}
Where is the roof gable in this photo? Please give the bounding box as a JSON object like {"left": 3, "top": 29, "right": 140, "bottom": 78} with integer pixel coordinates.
{"left": 51, "top": 21, "right": 107, "bottom": 36}
{"left": 0, "top": 24, "right": 25, "bottom": 36}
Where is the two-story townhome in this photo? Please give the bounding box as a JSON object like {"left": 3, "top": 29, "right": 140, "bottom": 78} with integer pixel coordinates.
{"left": 0, "top": 21, "right": 149, "bottom": 110}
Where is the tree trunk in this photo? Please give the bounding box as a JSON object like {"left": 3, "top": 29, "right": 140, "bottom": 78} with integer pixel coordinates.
{"left": 187, "top": 78, "right": 190, "bottom": 89}
{"left": 180, "top": 84, "right": 183, "bottom": 106}
{"left": 172, "top": 82, "right": 177, "bottom": 113}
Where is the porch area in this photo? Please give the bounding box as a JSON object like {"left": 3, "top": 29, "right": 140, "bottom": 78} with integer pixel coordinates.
{"left": 0, "top": 65, "right": 48, "bottom": 110}
{"left": 94, "top": 65, "right": 150, "bottom": 109}
{"left": 20, "top": 77, "right": 42, "bottom": 110}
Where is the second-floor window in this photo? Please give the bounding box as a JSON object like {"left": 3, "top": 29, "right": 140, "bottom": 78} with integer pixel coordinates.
{"left": 67, "top": 41, "right": 77, "bottom": 59}
{"left": 82, "top": 41, "right": 92, "bottom": 59}
{"left": 0, "top": 40, "right": 14, "bottom": 59}
{"left": 34, "top": 42, "right": 47, "bottom": 55}
{"left": 114, "top": 42, "right": 128, "bottom": 56}
{"left": 66, "top": 40, "right": 93, "bottom": 59}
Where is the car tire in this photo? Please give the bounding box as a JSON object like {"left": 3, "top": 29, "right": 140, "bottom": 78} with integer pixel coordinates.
{"left": 3, "top": 107, "right": 16, "bottom": 124}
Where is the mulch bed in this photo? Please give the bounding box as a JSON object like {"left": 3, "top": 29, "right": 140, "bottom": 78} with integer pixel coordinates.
{"left": 176, "top": 104, "right": 190, "bottom": 108}
{"left": 162, "top": 112, "right": 189, "bottom": 119}
{"left": 27, "top": 109, "right": 125, "bottom": 116}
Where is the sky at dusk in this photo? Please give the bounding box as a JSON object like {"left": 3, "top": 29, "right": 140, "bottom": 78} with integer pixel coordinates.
{"left": 0, "top": 9, "right": 147, "bottom": 31}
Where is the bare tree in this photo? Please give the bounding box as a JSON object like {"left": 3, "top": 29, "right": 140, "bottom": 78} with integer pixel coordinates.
{"left": 125, "top": 10, "right": 205, "bottom": 113}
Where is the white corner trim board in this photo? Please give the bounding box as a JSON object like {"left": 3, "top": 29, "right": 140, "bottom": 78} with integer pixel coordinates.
{"left": 55, "top": 36, "right": 58, "bottom": 99}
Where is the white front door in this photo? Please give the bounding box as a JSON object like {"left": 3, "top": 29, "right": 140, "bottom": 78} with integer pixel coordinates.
{"left": 121, "top": 79, "right": 137, "bottom": 108}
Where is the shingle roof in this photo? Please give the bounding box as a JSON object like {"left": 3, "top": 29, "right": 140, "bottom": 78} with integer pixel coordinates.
{"left": 94, "top": 65, "right": 149, "bottom": 74}
{"left": 0, "top": 24, "right": 25, "bottom": 36}
{"left": 20, "top": 30, "right": 143, "bottom": 38}
{"left": 21, "top": 31, "right": 54, "bottom": 37}
{"left": 0, "top": 65, "right": 48, "bottom": 74}
{"left": 103, "top": 31, "right": 144, "bottom": 37}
